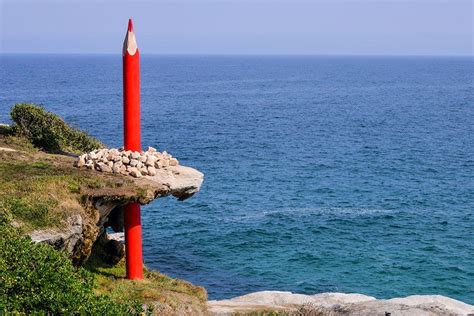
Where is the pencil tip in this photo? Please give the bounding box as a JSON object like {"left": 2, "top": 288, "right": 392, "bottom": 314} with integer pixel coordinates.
{"left": 124, "top": 18, "right": 138, "bottom": 55}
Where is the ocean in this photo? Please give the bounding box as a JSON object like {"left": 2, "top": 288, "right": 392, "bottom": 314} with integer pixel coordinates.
{"left": 1, "top": 55, "right": 473, "bottom": 303}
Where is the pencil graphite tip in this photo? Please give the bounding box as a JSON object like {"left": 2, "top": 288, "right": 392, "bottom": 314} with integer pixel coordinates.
{"left": 128, "top": 19, "right": 134, "bottom": 32}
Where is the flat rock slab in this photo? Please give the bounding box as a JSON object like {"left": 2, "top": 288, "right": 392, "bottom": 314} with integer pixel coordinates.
{"left": 208, "top": 291, "right": 474, "bottom": 315}
{"left": 0, "top": 147, "right": 16, "bottom": 152}
{"left": 83, "top": 164, "right": 204, "bottom": 204}
{"left": 133, "top": 165, "right": 204, "bottom": 202}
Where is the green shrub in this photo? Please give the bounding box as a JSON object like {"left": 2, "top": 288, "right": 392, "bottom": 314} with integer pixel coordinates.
{"left": 0, "top": 224, "right": 144, "bottom": 315}
{"left": 10, "top": 103, "right": 104, "bottom": 154}
{"left": 0, "top": 124, "right": 12, "bottom": 136}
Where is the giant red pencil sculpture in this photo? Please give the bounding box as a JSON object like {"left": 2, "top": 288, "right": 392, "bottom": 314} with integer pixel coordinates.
{"left": 123, "top": 18, "right": 143, "bottom": 280}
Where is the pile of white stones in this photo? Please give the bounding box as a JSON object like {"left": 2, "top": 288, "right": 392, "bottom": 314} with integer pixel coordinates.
{"left": 74, "top": 146, "right": 179, "bottom": 178}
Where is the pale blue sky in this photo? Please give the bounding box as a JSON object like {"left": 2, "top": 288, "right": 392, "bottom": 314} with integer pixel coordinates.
{"left": 0, "top": 0, "right": 472, "bottom": 55}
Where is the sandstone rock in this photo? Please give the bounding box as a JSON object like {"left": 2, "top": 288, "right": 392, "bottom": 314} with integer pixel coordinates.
{"left": 45, "top": 159, "right": 203, "bottom": 264}
{"left": 147, "top": 166, "right": 157, "bottom": 176}
{"left": 76, "top": 147, "right": 189, "bottom": 179}
{"left": 107, "top": 232, "right": 125, "bottom": 243}
{"left": 76, "top": 155, "right": 86, "bottom": 167}
{"left": 145, "top": 155, "right": 157, "bottom": 167}
{"left": 98, "top": 163, "right": 112, "bottom": 173}
{"left": 30, "top": 215, "right": 85, "bottom": 263}
{"left": 88, "top": 231, "right": 124, "bottom": 266}
{"left": 109, "top": 148, "right": 119, "bottom": 155}
{"left": 129, "top": 167, "right": 142, "bottom": 178}
{"left": 158, "top": 159, "right": 169, "bottom": 168}
{"left": 207, "top": 291, "right": 474, "bottom": 316}
{"left": 169, "top": 158, "right": 179, "bottom": 166}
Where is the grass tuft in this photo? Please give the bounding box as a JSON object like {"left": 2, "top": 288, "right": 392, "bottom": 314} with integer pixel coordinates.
{"left": 85, "top": 261, "right": 207, "bottom": 314}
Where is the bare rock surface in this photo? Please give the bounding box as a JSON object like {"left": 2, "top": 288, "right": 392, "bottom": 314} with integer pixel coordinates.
{"left": 0, "top": 147, "right": 16, "bottom": 152}
{"left": 144, "top": 165, "right": 204, "bottom": 201}
{"left": 30, "top": 215, "right": 84, "bottom": 256}
{"left": 208, "top": 291, "right": 474, "bottom": 315}
{"left": 75, "top": 147, "right": 182, "bottom": 178}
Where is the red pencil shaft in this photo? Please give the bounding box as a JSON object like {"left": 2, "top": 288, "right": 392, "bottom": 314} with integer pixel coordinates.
{"left": 124, "top": 202, "right": 143, "bottom": 279}
{"left": 123, "top": 50, "right": 141, "bottom": 152}
{"left": 123, "top": 19, "right": 143, "bottom": 280}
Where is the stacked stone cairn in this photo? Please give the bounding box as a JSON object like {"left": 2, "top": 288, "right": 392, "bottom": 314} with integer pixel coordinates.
{"left": 74, "top": 146, "right": 179, "bottom": 178}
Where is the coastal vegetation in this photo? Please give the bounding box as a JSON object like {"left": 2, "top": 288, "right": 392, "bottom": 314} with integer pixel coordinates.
{"left": 0, "top": 104, "right": 207, "bottom": 315}
{"left": 10, "top": 103, "right": 104, "bottom": 154}
{"left": 0, "top": 224, "right": 142, "bottom": 314}
{"left": 0, "top": 132, "right": 123, "bottom": 233}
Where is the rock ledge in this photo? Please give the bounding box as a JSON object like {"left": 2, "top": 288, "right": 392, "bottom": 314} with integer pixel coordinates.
{"left": 208, "top": 291, "right": 474, "bottom": 315}
{"left": 28, "top": 148, "right": 203, "bottom": 265}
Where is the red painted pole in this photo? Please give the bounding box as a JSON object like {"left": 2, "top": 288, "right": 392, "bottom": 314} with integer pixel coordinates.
{"left": 124, "top": 203, "right": 143, "bottom": 279}
{"left": 123, "top": 18, "right": 143, "bottom": 280}
{"left": 123, "top": 19, "right": 141, "bottom": 152}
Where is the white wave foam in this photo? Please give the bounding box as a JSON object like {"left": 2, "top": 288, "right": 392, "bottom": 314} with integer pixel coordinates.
{"left": 223, "top": 207, "right": 397, "bottom": 223}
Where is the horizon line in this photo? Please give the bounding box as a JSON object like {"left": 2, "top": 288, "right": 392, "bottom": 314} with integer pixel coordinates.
{"left": 1, "top": 52, "right": 473, "bottom": 58}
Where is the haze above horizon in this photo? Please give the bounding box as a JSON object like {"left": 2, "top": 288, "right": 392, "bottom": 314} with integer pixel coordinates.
{"left": 0, "top": 0, "right": 472, "bottom": 56}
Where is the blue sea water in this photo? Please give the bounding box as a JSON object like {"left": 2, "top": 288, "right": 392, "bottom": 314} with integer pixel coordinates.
{"left": 1, "top": 55, "right": 473, "bottom": 303}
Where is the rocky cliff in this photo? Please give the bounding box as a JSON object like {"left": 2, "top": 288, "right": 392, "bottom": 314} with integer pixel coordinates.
{"left": 0, "top": 136, "right": 203, "bottom": 266}
{"left": 31, "top": 162, "right": 203, "bottom": 265}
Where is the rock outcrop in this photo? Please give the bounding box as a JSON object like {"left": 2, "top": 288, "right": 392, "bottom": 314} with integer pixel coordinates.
{"left": 75, "top": 147, "right": 179, "bottom": 178}
{"left": 30, "top": 151, "right": 203, "bottom": 265}
{"left": 208, "top": 291, "right": 474, "bottom": 315}
{"left": 30, "top": 215, "right": 84, "bottom": 255}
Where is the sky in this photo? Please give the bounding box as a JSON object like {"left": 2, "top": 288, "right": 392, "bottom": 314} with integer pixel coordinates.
{"left": 0, "top": 0, "right": 472, "bottom": 55}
